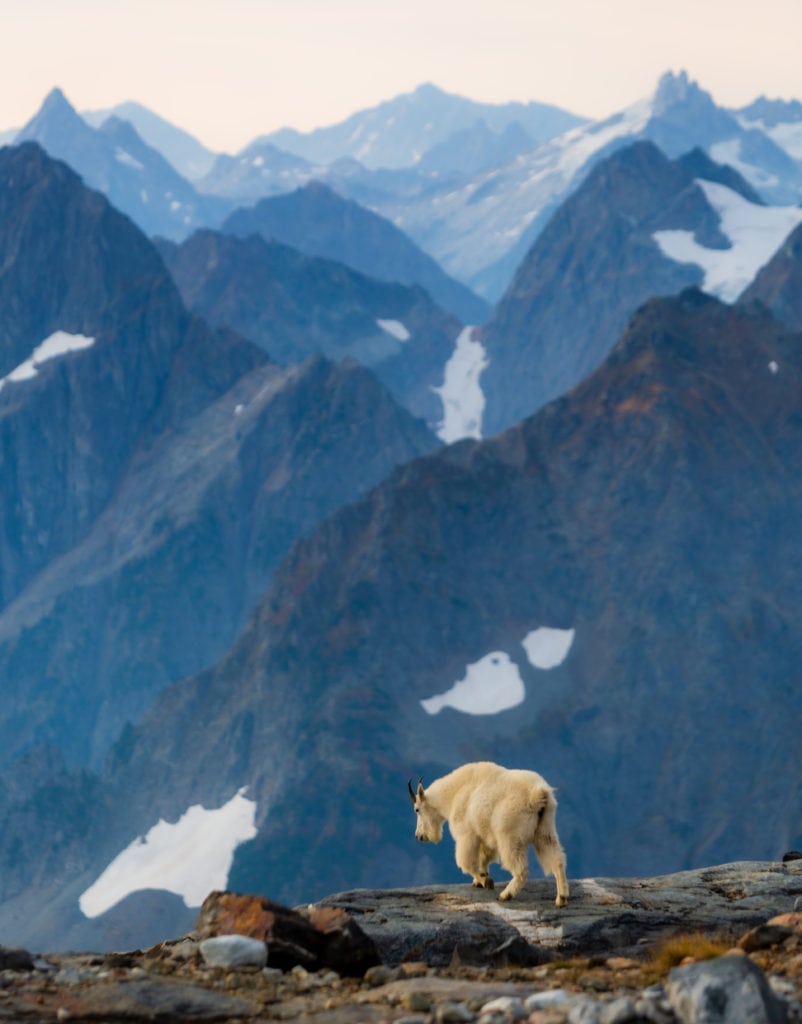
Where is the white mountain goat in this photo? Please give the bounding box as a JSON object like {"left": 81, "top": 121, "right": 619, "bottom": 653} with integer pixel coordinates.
{"left": 408, "top": 761, "right": 569, "bottom": 905}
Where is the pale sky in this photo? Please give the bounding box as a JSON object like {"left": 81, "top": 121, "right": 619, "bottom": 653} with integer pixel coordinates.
{"left": 2, "top": 0, "right": 801, "bottom": 154}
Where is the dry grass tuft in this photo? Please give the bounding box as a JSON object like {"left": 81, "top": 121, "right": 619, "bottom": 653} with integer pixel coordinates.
{"left": 648, "top": 931, "right": 733, "bottom": 974}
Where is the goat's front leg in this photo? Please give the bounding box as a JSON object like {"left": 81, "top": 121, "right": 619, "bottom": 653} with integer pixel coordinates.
{"left": 455, "top": 834, "right": 494, "bottom": 890}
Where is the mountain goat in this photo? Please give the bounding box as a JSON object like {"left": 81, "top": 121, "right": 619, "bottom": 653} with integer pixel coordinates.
{"left": 408, "top": 761, "right": 568, "bottom": 905}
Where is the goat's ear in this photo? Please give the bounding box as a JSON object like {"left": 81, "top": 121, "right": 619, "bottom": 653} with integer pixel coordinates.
{"left": 416, "top": 780, "right": 425, "bottom": 801}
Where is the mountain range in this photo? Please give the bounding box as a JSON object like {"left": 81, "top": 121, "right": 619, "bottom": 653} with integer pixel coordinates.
{"left": 477, "top": 139, "right": 802, "bottom": 433}
{"left": 0, "top": 142, "right": 438, "bottom": 779}
{"left": 8, "top": 72, "right": 802, "bottom": 308}
{"left": 1, "top": 69, "right": 802, "bottom": 953}
{"left": 156, "top": 226, "right": 462, "bottom": 429}
{"left": 5, "top": 279, "right": 802, "bottom": 952}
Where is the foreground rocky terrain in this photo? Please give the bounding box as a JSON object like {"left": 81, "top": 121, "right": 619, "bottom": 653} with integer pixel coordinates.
{"left": 1, "top": 860, "right": 800, "bottom": 1022}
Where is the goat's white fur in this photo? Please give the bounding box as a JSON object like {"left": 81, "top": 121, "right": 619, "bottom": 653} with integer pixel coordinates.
{"left": 410, "top": 761, "right": 569, "bottom": 905}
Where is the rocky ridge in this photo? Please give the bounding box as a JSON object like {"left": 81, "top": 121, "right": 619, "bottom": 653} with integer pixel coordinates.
{"left": 1, "top": 861, "right": 800, "bottom": 1023}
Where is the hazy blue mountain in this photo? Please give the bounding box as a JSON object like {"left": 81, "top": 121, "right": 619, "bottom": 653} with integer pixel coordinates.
{"left": 264, "top": 81, "right": 586, "bottom": 169}
{"left": 15, "top": 88, "right": 232, "bottom": 238}
{"left": 82, "top": 99, "right": 219, "bottom": 180}
{"left": 334, "top": 71, "right": 802, "bottom": 301}
{"left": 157, "top": 227, "right": 463, "bottom": 428}
{"left": 221, "top": 181, "right": 491, "bottom": 324}
{"left": 197, "top": 140, "right": 320, "bottom": 200}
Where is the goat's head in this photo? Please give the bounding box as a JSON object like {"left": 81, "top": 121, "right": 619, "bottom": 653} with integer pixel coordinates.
{"left": 407, "top": 777, "right": 444, "bottom": 843}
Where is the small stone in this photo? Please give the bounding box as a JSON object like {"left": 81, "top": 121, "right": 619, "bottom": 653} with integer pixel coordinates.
{"left": 566, "top": 995, "right": 603, "bottom": 1024}
{"left": 363, "top": 964, "right": 396, "bottom": 986}
{"left": 605, "top": 957, "right": 640, "bottom": 971}
{"left": 401, "top": 990, "right": 432, "bottom": 1012}
{"left": 738, "top": 923, "right": 793, "bottom": 952}
{"left": 199, "top": 935, "right": 267, "bottom": 970}
{"left": 480, "top": 994, "right": 527, "bottom": 1017}
{"left": 436, "top": 1001, "right": 474, "bottom": 1022}
{"left": 54, "top": 967, "right": 84, "bottom": 987}
{"left": 526, "top": 990, "right": 571, "bottom": 1010}
{"left": 633, "top": 997, "right": 674, "bottom": 1024}
{"left": 0, "top": 947, "right": 34, "bottom": 972}
{"left": 768, "top": 912, "right": 802, "bottom": 932}
{"left": 599, "top": 996, "right": 638, "bottom": 1024}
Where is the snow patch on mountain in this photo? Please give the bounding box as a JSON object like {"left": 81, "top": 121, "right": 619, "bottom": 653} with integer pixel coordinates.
{"left": 554, "top": 96, "right": 653, "bottom": 181}
{"left": 522, "top": 627, "right": 575, "bottom": 669}
{"left": 420, "top": 652, "right": 525, "bottom": 716}
{"left": 420, "top": 625, "right": 574, "bottom": 716}
{"left": 736, "top": 115, "right": 802, "bottom": 163}
{"left": 708, "top": 140, "right": 779, "bottom": 192}
{"left": 79, "top": 788, "right": 257, "bottom": 918}
{"left": 376, "top": 318, "right": 410, "bottom": 342}
{"left": 0, "top": 331, "right": 95, "bottom": 393}
{"left": 433, "top": 326, "right": 488, "bottom": 443}
{"left": 652, "top": 180, "right": 802, "bottom": 302}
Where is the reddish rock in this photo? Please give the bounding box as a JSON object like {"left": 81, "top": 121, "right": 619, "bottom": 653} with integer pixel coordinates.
{"left": 196, "top": 891, "right": 379, "bottom": 976}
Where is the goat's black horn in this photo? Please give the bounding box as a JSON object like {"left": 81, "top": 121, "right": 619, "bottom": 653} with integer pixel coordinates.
{"left": 407, "top": 778, "right": 416, "bottom": 802}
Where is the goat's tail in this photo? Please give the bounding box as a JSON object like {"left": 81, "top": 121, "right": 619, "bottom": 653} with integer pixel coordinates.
{"left": 531, "top": 785, "right": 564, "bottom": 877}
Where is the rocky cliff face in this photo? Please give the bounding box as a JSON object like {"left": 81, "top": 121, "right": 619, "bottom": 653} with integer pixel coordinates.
{"left": 0, "top": 143, "right": 439, "bottom": 777}
{"left": 18, "top": 287, "right": 800, "bottom": 953}
{"left": 157, "top": 228, "right": 462, "bottom": 428}
{"left": 220, "top": 181, "right": 491, "bottom": 325}
{"left": 740, "top": 222, "right": 802, "bottom": 331}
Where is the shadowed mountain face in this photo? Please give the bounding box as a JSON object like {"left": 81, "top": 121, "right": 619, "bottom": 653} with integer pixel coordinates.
{"left": 478, "top": 141, "right": 768, "bottom": 435}
{"left": 14, "top": 287, "right": 799, "bottom": 952}
{"left": 0, "top": 141, "right": 439, "bottom": 781}
{"left": 157, "top": 228, "right": 462, "bottom": 429}
{"left": 739, "top": 221, "right": 802, "bottom": 331}
{"left": 220, "top": 181, "right": 491, "bottom": 325}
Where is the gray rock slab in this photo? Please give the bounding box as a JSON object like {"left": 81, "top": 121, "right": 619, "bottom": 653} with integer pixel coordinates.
{"left": 314, "top": 860, "right": 802, "bottom": 964}
{"left": 55, "top": 976, "right": 258, "bottom": 1020}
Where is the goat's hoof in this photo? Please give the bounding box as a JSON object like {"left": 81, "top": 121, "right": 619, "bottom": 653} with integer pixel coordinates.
{"left": 555, "top": 895, "right": 568, "bottom": 908}
{"left": 498, "top": 890, "right": 513, "bottom": 902}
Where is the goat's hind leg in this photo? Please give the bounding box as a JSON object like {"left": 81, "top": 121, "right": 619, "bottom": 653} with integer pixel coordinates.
{"left": 534, "top": 832, "right": 569, "bottom": 907}
{"left": 498, "top": 841, "right": 528, "bottom": 902}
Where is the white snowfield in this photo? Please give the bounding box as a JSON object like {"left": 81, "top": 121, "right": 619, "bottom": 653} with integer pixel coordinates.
{"left": 79, "top": 788, "right": 257, "bottom": 918}
{"left": 0, "top": 331, "right": 95, "bottom": 393}
{"left": 421, "top": 626, "right": 575, "bottom": 716}
{"left": 653, "top": 179, "right": 802, "bottom": 302}
{"left": 433, "top": 325, "right": 488, "bottom": 442}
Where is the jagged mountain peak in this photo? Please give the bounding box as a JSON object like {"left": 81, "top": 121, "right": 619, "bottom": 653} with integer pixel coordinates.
{"left": 651, "top": 69, "right": 695, "bottom": 112}
{"left": 20, "top": 87, "right": 89, "bottom": 141}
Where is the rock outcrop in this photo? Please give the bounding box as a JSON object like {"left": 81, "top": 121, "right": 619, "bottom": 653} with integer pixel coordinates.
{"left": 0, "top": 862, "right": 800, "bottom": 1023}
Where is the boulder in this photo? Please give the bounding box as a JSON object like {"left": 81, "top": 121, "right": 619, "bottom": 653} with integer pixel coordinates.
{"left": 667, "top": 955, "right": 788, "bottom": 1024}
{"left": 195, "top": 891, "right": 379, "bottom": 976}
